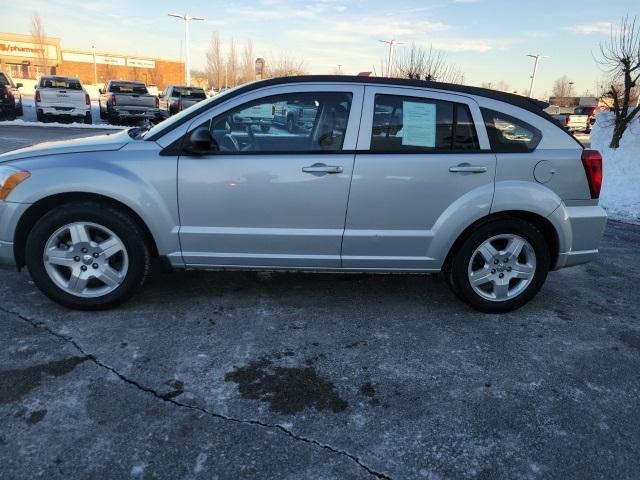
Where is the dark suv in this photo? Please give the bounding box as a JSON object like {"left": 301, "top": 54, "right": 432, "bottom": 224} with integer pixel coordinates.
{"left": 0, "top": 72, "right": 23, "bottom": 120}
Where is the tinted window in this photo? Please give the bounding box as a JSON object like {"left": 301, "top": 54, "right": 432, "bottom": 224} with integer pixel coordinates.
{"left": 173, "top": 87, "right": 206, "bottom": 99}
{"left": 40, "top": 78, "right": 82, "bottom": 90}
{"left": 208, "top": 92, "right": 352, "bottom": 153}
{"left": 109, "top": 83, "right": 148, "bottom": 94}
{"left": 370, "top": 94, "right": 479, "bottom": 152}
{"left": 481, "top": 108, "right": 542, "bottom": 153}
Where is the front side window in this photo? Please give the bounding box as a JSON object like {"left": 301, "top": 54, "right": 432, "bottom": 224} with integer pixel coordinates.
{"left": 370, "top": 94, "right": 479, "bottom": 152}
{"left": 481, "top": 108, "right": 542, "bottom": 153}
{"left": 208, "top": 92, "right": 352, "bottom": 153}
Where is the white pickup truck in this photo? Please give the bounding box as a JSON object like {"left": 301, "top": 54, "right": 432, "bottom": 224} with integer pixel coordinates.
{"left": 35, "top": 76, "right": 92, "bottom": 124}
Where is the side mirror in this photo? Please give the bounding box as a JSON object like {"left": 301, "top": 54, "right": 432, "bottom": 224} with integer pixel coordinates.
{"left": 183, "top": 127, "right": 217, "bottom": 155}
{"left": 16, "top": 83, "right": 23, "bottom": 88}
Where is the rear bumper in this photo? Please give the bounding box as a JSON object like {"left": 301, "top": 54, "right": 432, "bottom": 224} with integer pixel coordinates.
{"left": 38, "top": 106, "right": 90, "bottom": 117}
{"left": 549, "top": 203, "right": 607, "bottom": 269}
{"left": 109, "top": 108, "right": 167, "bottom": 120}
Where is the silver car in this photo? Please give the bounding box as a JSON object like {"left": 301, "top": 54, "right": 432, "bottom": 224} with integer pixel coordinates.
{"left": 0, "top": 76, "right": 606, "bottom": 312}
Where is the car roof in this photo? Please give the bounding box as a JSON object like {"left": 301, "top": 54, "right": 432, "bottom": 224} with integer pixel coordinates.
{"left": 146, "top": 74, "right": 553, "bottom": 141}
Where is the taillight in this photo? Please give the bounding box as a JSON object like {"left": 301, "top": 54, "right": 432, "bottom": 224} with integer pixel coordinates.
{"left": 109, "top": 95, "right": 116, "bottom": 106}
{"left": 35, "top": 90, "right": 41, "bottom": 102}
{"left": 85, "top": 93, "right": 90, "bottom": 106}
{"left": 581, "top": 150, "right": 603, "bottom": 199}
{"left": 299, "top": 108, "right": 304, "bottom": 117}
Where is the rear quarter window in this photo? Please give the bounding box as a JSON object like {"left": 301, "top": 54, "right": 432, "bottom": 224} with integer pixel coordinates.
{"left": 481, "top": 108, "right": 542, "bottom": 153}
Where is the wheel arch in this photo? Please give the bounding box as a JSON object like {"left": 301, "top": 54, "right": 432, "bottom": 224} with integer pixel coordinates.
{"left": 443, "top": 211, "right": 560, "bottom": 273}
{"left": 13, "top": 192, "right": 159, "bottom": 269}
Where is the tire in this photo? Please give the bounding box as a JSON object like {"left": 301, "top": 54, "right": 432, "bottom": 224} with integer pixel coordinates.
{"left": 446, "top": 217, "right": 550, "bottom": 313}
{"left": 84, "top": 113, "right": 93, "bottom": 125}
{"left": 25, "top": 202, "right": 151, "bottom": 310}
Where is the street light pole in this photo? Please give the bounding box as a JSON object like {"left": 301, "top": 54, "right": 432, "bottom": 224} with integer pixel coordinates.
{"left": 379, "top": 39, "right": 405, "bottom": 77}
{"left": 168, "top": 13, "right": 204, "bottom": 86}
{"left": 526, "top": 53, "right": 548, "bottom": 98}
{"left": 91, "top": 45, "right": 97, "bottom": 85}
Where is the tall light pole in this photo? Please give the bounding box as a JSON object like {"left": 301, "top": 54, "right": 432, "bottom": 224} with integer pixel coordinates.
{"left": 527, "top": 53, "right": 548, "bottom": 98}
{"left": 168, "top": 13, "right": 204, "bottom": 86}
{"left": 379, "top": 39, "right": 405, "bottom": 77}
{"left": 91, "top": 45, "right": 97, "bottom": 85}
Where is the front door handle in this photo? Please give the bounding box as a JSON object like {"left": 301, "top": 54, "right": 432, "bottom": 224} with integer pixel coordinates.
{"left": 302, "top": 163, "right": 343, "bottom": 174}
{"left": 449, "top": 163, "right": 487, "bottom": 174}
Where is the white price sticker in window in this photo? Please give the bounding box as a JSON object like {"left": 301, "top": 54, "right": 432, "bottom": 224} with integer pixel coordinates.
{"left": 401, "top": 101, "right": 436, "bottom": 148}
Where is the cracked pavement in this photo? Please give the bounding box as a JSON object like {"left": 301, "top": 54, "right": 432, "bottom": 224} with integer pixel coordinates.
{"left": 1, "top": 126, "right": 640, "bottom": 479}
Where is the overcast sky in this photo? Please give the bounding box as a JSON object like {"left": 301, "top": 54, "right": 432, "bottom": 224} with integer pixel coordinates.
{"left": 1, "top": 0, "right": 636, "bottom": 96}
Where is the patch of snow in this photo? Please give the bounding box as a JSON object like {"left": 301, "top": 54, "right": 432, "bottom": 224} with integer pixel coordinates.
{"left": 591, "top": 111, "right": 640, "bottom": 224}
{"left": 194, "top": 452, "right": 208, "bottom": 473}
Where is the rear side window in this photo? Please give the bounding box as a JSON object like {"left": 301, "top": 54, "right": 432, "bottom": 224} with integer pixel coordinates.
{"left": 370, "top": 94, "right": 479, "bottom": 152}
{"left": 110, "top": 83, "right": 148, "bottom": 94}
{"left": 481, "top": 108, "right": 542, "bottom": 153}
{"left": 40, "top": 78, "right": 82, "bottom": 90}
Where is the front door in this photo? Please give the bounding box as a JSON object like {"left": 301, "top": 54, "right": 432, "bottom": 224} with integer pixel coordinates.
{"left": 342, "top": 86, "right": 496, "bottom": 271}
{"left": 177, "top": 86, "right": 364, "bottom": 269}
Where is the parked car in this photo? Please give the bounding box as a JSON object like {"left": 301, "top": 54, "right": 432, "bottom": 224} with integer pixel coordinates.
{"left": 35, "top": 75, "right": 92, "bottom": 124}
{"left": 159, "top": 85, "right": 207, "bottom": 116}
{"left": 0, "top": 76, "right": 606, "bottom": 313}
{"left": 551, "top": 106, "right": 604, "bottom": 133}
{"left": 272, "top": 99, "right": 318, "bottom": 132}
{"left": 0, "top": 72, "right": 23, "bottom": 120}
{"left": 98, "top": 80, "right": 166, "bottom": 124}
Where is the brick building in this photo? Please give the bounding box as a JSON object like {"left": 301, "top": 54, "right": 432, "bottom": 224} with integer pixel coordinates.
{"left": 0, "top": 32, "right": 184, "bottom": 89}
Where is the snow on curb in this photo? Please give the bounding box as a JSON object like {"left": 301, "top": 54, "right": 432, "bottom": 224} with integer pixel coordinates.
{"left": 591, "top": 111, "right": 640, "bottom": 224}
{"left": 0, "top": 119, "right": 123, "bottom": 130}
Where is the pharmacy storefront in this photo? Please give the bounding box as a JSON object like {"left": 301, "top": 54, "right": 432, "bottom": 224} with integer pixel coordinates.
{"left": 0, "top": 33, "right": 61, "bottom": 78}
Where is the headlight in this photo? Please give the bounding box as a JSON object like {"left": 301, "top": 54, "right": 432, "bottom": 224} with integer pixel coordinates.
{"left": 0, "top": 166, "right": 30, "bottom": 201}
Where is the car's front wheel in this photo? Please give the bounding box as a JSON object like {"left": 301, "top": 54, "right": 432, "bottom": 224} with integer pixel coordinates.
{"left": 446, "top": 218, "right": 550, "bottom": 313}
{"left": 26, "top": 203, "right": 150, "bottom": 310}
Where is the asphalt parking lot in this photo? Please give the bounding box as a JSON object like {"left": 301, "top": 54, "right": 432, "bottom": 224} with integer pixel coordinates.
{"left": 0, "top": 125, "right": 639, "bottom": 479}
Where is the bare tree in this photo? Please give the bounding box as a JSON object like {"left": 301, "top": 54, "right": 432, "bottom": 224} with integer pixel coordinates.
{"left": 240, "top": 40, "right": 255, "bottom": 85}
{"left": 597, "top": 15, "right": 640, "bottom": 148}
{"left": 551, "top": 75, "right": 575, "bottom": 101}
{"left": 394, "top": 44, "right": 464, "bottom": 84}
{"left": 205, "top": 32, "right": 223, "bottom": 90}
{"left": 265, "top": 55, "right": 306, "bottom": 78}
{"left": 30, "top": 12, "right": 48, "bottom": 76}
{"left": 226, "top": 38, "right": 238, "bottom": 87}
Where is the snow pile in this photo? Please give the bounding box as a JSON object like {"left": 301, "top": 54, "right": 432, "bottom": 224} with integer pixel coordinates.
{"left": 591, "top": 111, "right": 640, "bottom": 224}
{"left": 0, "top": 118, "right": 122, "bottom": 130}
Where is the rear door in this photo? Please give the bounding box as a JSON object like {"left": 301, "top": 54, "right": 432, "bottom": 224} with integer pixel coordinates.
{"left": 343, "top": 86, "right": 495, "bottom": 271}
{"left": 177, "top": 84, "right": 364, "bottom": 268}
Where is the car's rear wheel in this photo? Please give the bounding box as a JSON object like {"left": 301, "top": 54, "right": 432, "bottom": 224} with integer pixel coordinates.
{"left": 26, "top": 203, "right": 150, "bottom": 310}
{"left": 84, "top": 112, "right": 93, "bottom": 124}
{"left": 446, "top": 218, "right": 550, "bottom": 313}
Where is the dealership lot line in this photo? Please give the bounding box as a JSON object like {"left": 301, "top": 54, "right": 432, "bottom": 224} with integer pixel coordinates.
{"left": 1, "top": 126, "right": 638, "bottom": 479}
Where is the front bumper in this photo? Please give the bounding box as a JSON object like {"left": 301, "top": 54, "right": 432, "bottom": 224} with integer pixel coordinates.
{"left": 0, "top": 201, "right": 31, "bottom": 269}
{"left": 549, "top": 203, "right": 607, "bottom": 269}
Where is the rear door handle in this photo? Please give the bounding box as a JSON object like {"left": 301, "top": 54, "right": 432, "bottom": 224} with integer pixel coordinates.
{"left": 449, "top": 164, "right": 487, "bottom": 174}
{"left": 302, "top": 163, "right": 343, "bottom": 174}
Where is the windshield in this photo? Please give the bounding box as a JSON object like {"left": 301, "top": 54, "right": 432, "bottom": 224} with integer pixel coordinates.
{"left": 109, "top": 83, "right": 148, "bottom": 94}
{"left": 143, "top": 84, "right": 243, "bottom": 140}
{"left": 41, "top": 78, "right": 82, "bottom": 90}
{"left": 173, "top": 87, "right": 206, "bottom": 99}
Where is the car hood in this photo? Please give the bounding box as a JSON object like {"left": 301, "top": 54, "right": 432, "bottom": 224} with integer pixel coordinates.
{"left": 0, "top": 129, "right": 131, "bottom": 163}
